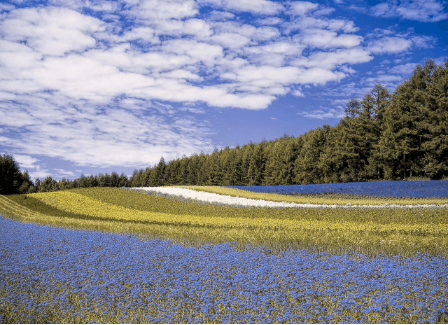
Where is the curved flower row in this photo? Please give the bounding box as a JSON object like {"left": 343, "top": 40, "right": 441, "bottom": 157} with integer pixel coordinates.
{"left": 134, "top": 186, "right": 448, "bottom": 208}
{"left": 27, "top": 191, "right": 448, "bottom": 236}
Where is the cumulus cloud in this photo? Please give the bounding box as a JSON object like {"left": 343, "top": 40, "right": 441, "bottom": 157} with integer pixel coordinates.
{"left": 294, "top": 48, "right": 372, "bottom": 69}
{"left": 370, "top": 0, "right": 448, "bottom": 22}
{"left": 368, "top": 36, "right": 413, "bottom": 54}
{"left": 298, "top": 29, "right": 362, "bottom": 49}
{"left": 13, "top": 154, "right": 39, "bottom": 170}
{"left": 287, "top": 1, "right": 319, "bottom": 16}
{"left": 198, "top": 0, "right": 284, "bottom": 15}
{"left": 0, "top": 7, "right": 105, "bottom": 56}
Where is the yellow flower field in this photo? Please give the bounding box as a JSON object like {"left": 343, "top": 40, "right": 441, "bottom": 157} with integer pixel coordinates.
{"left": 1, "top": 187, "right": 448, "bottom": 256}
{"left": 27, "top": 190, "right": 448, "bottom": 235}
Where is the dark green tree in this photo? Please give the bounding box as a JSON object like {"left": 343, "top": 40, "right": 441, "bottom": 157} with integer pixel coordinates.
{"left": 247, "top": 142, "right": 266, "bottom": 185}
{"left": 0, "top": 154, "right": 27, "bottom": 194}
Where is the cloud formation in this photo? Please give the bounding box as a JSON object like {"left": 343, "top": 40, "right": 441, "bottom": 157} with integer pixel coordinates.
{"left": 0, "top": 0, "right": 429, "bottom": 170}
{"left": 371, "top": 0, "right": 448, "bottom": 22}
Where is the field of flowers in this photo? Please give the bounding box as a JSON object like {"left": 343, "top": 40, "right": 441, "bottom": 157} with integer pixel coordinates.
{"left": 2, "top": 217, "right": 448, "bottom": 324}
{"left": 1, "top": 183, "right": 448, "bottom": 323}
{"left": 227, "top": 180, "right": 448, "bottom": 198}
{"left": 176, "top": 184, "right": 448, "bottom": 206}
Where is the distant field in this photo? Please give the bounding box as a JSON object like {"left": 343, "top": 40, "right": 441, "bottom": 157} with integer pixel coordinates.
{"left": 1, "top": 184, "right": 448, "bottom": 323}
{"left": 175, "top": 184, "right": 448, "bottom": 206}
{"left": 227, "top": 180, "right": 448, "bottom": 198}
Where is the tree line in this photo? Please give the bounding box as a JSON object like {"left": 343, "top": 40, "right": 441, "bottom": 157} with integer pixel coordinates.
{"left": 1, "top": 59, "right": 447, "bottom": 195}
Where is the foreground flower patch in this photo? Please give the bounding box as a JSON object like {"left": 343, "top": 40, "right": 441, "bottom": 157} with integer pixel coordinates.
{"left": 1, "top": 217, "right": 448, "bottom": 324}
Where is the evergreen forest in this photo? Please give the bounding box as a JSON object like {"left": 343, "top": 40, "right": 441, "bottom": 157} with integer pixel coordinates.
{"left": 1, "top": 59, "right": 447, "bottom": 194}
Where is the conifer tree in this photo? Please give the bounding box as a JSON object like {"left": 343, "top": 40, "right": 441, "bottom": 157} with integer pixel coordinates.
{"left": 379, "top": 63, "right": 431, "bottom": 179}
{"left": 240, "top": 143, "right": 254, "bottom": 185}
{"left": 319, "top": 126, "right": 341, "bottom": 183}
{"left": 294, "top": 126, "right": 328, "bottom": 184}
{"left": 278, "top": 137, "right": 299, "bottom": 185}
{"left": 247, "top": 142, "right": 266, "bottom": 185}
{"left": 366, "top": 84, "right": 390, "bottom": 179}
{"left": 334, "top": 100, "right": 363, "bottom": 182}
{"left": 149, "top": 157, "right": 167, "bottom": 186}
{"left": 119, "top": 172, "right": 130, "bottom": 187}
{"left": 264, "top": 140, "right": 284, "bottom": 185}
{"left": 421, "top": 59, "right": 448, "bottom": 178}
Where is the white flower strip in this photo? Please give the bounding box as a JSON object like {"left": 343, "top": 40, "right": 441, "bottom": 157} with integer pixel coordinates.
{"left": 132, "top": 187, "right": 448, "bottom": 209}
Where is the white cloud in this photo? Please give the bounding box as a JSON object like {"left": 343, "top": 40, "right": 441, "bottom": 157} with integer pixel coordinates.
{"left": 368, "top": 36, "right": 412, "bottom": 54}
{"left": 0, "top": 98, "right": 215, "bottom": 168}
{"left": 0, "top": 3, "right": 15, "bottom": 12}
{"left": 124, "top": 0, "right": 198, "bottom": 21}
{"left": 411, "top": 36, "right": 436, "bottom": 49}
{"left": 285, "top": 16, "right": 359, "bottom": 33}
{"left": 29, "top": 166, "right": 53, "bottom": 180}
{"left": 292, "top": 89, "right": 305, "bottom": 97}
{"left": 298, "top": 108, "right": 343, "bottom": 119}
{"left": 199, "top": 0, "right": 284, "bottom": 15}
{"left": 294, "top": 48, "right": 372, "bottom": 69}
{"left": 370, "top": 3, "right": 391, "bottom": 17}
{"left": 0, "top": 7, "right": 105, "bottom": 56}
{"left": 388, "top": 62, "right": 419, "bottom": 76}
{"left": 13, "top": 154, "right": 39, "bottom": 170}
{"left": 287, "top": 1, "right": 319, "bottom": 16}
{"left": 211, "top": 32, "right": 251, "bottom": 49}
{"left": 120, "top": 27, "right": 159, "bottom": 44}
{"left": 256, "top": 17, "right": 282, "bottom": 25}
{"left": 371, "top": 0, "right": 448, "bottom": 22}
{"left": 298, "top": 28, "right": 362, "bottom": 49}
{"left": 207, "top": 10, "right": 235, "bottom": 21}
{"left": 54, "top": 169, "right": 75, "bottom": 177}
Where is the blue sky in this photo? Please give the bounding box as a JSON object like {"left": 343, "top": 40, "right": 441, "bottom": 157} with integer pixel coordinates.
{"left": 0, "top": 0, "right": 447, "bottom": 180}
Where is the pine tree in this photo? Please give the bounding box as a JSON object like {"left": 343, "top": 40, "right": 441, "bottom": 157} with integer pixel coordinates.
{"left": 319, "top": 126, "right": 341, "bottom": 183}
{"left": 366, "top": 84, "right": 390, "bottom": 179}
{"left": 278, "top": 137, "right": 299, "bottom": 185}
{"left": 333, "top": 100, "right": 363, "bottom": 182}
{"left": 379, "top": 63, "right": 430, "bottom": 179}
{"left": 119, "top": 172, "right": 130, "bottom": 187}
{"left": 205, "top": 149, "right": 223, "bottom": 185}
{"left": 294, "top": 127, "right": 328, "bottom": 184}
{"left": 247, "top": 142, "right": 266, "bottom": 185}
{"left": 264, "top": 140, "right": 283, "bottom": 185}
{"left": 421, "top": 59, "right": 448, "bottom": 178}
{"left": 159, "top": 158, "right": 168, "bottom": 186}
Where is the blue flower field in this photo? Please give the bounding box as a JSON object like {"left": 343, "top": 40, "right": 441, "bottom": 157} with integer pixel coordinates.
{"left": 1, "top": 216, "right": 448, "bottom": 323}
{"left": 228, "top": 180, "right": 448, "bottom": 198}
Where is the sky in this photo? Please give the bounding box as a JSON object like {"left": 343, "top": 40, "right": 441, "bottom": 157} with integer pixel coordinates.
{"left": 0, "top": 0, "right": 447, "bottom": 180}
